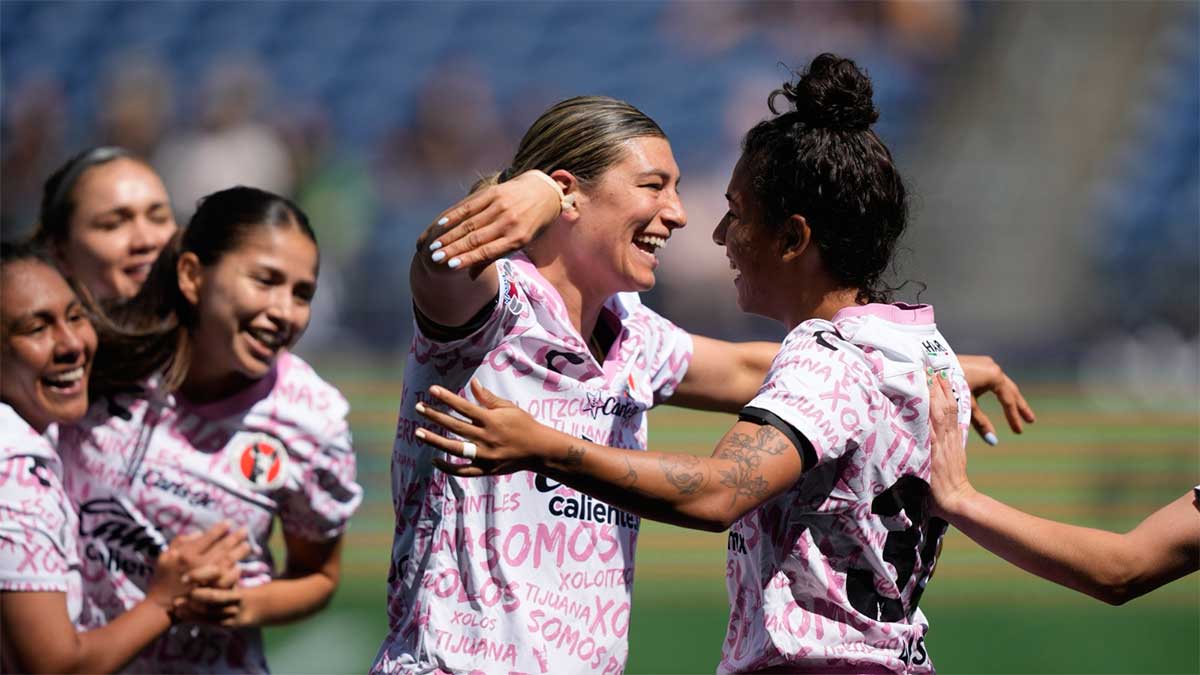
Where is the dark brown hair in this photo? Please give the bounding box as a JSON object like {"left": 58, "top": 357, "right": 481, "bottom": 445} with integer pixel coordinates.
{"left": 90, "top": 186, "right": 316, "bottom": 397}
{"left": 742, "top": 53, "right": 908, "bottom": 304}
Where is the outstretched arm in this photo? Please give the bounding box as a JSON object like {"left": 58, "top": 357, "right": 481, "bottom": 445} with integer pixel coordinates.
{"left": 668, "top": 335, "right": 778, "bottom": 413}
{"left": 957, "top": 354, "right": 1036, "bottom": 445}
{"left": 416, "top": 382, "right": 804, "bottom": 532}
{"left": 927, "top": 376, "right": 1199, "bottom": 605}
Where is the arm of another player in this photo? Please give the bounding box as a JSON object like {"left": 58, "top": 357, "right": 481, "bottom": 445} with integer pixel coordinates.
{"left": 0, "top": 523, "right": 246, "bottom": 674}
{"left": 667, "top": 335, "right": 779, "bottom": 414}
{"left": 958, "top": 354, "right": 1037, "bottom": 444}
{"left": 417, "top": 381, "right": 805, "bottom": 532}
{"left": 411, "top": 171, "right": 566, "bottom": 327}
{"left": 927, "top": 376, "right": 1199, "bottom": 605}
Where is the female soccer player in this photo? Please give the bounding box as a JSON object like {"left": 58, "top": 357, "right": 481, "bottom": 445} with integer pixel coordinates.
{"left": 415, "top": 54, "right": 967, "bottom": 674}
{"left": 0, "top": 242, "right": 246, "bottom": 673}
{"left": 926, "top": 375, "right": 1199, "bottom": 606}
{"left": 57, "top": 187, "right": 363, "bottom": 673}
{"left": 375, "top": 95, "right": 781, "bottom": 674}
{"left": 33, "top": 146, "right": 177, "bottom": 302}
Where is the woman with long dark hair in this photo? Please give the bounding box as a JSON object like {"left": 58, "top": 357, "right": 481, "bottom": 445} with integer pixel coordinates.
{"left": 0, "top": 241, "right": 245, "bottom": 674}
{"left": 57, "top": 187, "right": 362, "bottom": 673}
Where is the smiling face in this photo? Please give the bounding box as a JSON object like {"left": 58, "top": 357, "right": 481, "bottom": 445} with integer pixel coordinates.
{"left": 568, "top": 136, "right": 686, "bottom": 294}
{"left": 59, "top": 157, "right": 177, "bottom": 301}
{"left": 712, "top": 154, "right": 786, "bottom": 319}
{"left": 181, "top": 224, "right": 318, "bottom": 400}
{"left": 1, "top": 259, "right": 97, "bottom": 432}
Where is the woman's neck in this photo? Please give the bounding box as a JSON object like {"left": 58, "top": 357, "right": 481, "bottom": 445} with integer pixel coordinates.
{"left": 180, "top": 362, "right": 256, "bottom": 404}
{"left": 784, "top": 286, "right": 864, "bottom": 330}
{"left": 527, "top": 249, "right": 608, "bottom": 339}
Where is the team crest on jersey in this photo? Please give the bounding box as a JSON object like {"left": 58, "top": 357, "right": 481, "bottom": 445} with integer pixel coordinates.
{"left": 228, "top": 433, "right": 289, "bottom": 491}
{"left": 501, "top": 276, "right": 524, "bottom": 316}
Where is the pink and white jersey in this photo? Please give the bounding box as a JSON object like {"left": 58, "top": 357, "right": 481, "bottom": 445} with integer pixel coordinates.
{"left": 0, "top": 404, "right": 90, "bottom": 627}
{"left": 58, "top": 351, "right": 362, "bottom": 674}
{"left": 721, "top": 304, "right": 970, "bottom": 675}
{"left": 374, "top": 254, "right": 693, "bottom": 674}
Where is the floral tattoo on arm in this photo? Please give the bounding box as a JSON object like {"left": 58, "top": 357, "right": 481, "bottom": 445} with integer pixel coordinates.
{"left": 713, "top": 425, "right": 790, "bottom": 507}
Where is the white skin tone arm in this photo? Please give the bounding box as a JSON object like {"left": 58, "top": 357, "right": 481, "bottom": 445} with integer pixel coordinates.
{"left": 410, "top": 172, "right": 564, "bottom": 328}
{"left": 1, "top": 525, "right": 248, "bottom": 674}
{"left": 926, "top": 376, "right": 1200, "bottom": 605}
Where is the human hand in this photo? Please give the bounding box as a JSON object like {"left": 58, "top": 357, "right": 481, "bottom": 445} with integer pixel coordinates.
{"left": 145, "top": 522, "right": 247, "bottom": 615}
{"left": 414, "top": 380, "right": 552, "bottom": 477}
{"left": 928, "top": 372, "right": 975, "bottom": 519}
{"left": 419, "top": 170, "right": 565, "bottom": 271}
{"left": 958, "top": 354, "right": 1036, "bottom": 445}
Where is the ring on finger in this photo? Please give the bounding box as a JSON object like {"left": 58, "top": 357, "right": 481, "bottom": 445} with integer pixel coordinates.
{"left": 461, "top": 441, "right": 478, "bottom": 460}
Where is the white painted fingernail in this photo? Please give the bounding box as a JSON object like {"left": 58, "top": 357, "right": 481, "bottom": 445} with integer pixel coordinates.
{"left": 429, "top": 240, "right": 443, "bottom": 252}
{"left": 431, "top": 251, "right": 446, "bottom": 262}
{"left": 447, "top": 258, "right": 462, "bottom": 269}
{"left": 437, "top": 217, "right": 449, "bottom": 226}
{"left": 983, "top": 432, "right": 998, "bottom": 446}
{"left": 415, "top": 402, "right": 426, "bottom": 413}
{"left": 415, "top": 428, "right": 426, "bottom": 439}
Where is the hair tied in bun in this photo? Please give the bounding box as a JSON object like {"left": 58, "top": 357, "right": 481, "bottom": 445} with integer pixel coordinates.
{"left": 770, "top": 53, "right": 879, "bottom": 132}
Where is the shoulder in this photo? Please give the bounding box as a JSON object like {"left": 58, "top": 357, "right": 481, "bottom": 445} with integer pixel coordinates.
{"left": 266, "top": 352, "right": 351, "bottom": 426}
{"left": 767, "top": 319, "right": 877, "bottom": 388}
{"left": 0, "top": 404, "right": 55, "bottom": 463}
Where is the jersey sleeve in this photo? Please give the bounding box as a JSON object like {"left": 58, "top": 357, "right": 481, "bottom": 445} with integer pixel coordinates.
{"left": 741, "top": 331, "right": 869, "bottom": 468}
{"left": 410, "top": 259, "right": 529, "bottom": 365}
{"left": 629, "top": 302, "right": 694, "bottom": 405}
{"left": 278, "top": 408, "right": 364, "bottom": 542}
{"left": 0, "top": 457, "right": 71, "bottom": 593}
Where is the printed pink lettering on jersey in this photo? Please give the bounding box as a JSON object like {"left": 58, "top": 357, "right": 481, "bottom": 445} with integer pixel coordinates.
{"left": 720, "top": 304, "right": 970, "bottom": 675}
{"left": 375, "top": 256, "right": 691, "bottom": 674}
{"left": 58, "top": 352, "right": 361, "bottom": 673}
{"left": 0, "top": 405, "right": 92, "bottom": 626}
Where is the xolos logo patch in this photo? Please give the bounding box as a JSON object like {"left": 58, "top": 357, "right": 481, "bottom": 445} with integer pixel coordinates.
{"left": 229, "top": 434, "right": 288, "bottom": 491}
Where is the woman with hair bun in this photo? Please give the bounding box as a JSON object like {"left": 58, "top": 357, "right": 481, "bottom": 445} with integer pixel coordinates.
{"left": 416, "top": 54, "right": 969, "bottom": 673}
{"left": 57, "top": 186, "right": 362, "bottom": 673}
{"left": 33, "top": 147, "right": 178, "bottom": 303}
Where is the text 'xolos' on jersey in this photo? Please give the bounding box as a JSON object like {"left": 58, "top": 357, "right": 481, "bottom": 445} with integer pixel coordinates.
{"left": 375, "top": 254, "right": 693, "bottom": 674}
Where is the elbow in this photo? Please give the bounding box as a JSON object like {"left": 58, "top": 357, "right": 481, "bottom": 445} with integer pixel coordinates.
{"left": 688, "top": 502, "right": 738, "bottom": 533}
{"left": 1093, "top": 580, "right": 1138, "bottom": 606}
{"left": 1088, "top": 552, "right": 1147, "bottom": 606}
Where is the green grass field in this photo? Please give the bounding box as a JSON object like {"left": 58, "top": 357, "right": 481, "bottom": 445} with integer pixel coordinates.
{"left": 264, "top": 362, "right": 1199, "bottom": 674}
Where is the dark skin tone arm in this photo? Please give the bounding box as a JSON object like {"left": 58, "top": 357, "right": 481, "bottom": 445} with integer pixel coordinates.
{"left": 414, "top": 381, "right": 804, "bottom": 531}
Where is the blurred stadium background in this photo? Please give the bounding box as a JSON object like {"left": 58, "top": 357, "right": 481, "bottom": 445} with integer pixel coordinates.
{"left": 2, "top": 1, "right": 1196, "bottom": 673}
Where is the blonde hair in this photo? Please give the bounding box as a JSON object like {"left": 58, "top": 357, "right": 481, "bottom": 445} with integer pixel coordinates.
{"left": 473, "top": 95, "right": 665, "bottom": 193}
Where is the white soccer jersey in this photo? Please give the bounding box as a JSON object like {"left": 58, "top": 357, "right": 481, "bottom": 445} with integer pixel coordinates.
{"left": 58, "top": 352, "right": 363, "bottom": 674}
{"left": 0, "top": 404, "right": 89, "bottom": 629}
{"left": 721, "top": 304, "right": 970, "bottom": 675}
{"left": 374, "top": 254, "right": 693, "bottom": 674}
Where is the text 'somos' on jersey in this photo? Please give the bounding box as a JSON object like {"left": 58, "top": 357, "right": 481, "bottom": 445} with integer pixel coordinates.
{"left": 723, "top": 304, "right": 970, "bottom": 674}
{"left": 374, "top": 255, "right": 693, "bottom": 674}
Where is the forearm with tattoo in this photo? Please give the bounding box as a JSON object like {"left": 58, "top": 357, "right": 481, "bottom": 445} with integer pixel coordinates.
{"left": 538, "top": 422, "right": 803, "bottom": 532}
